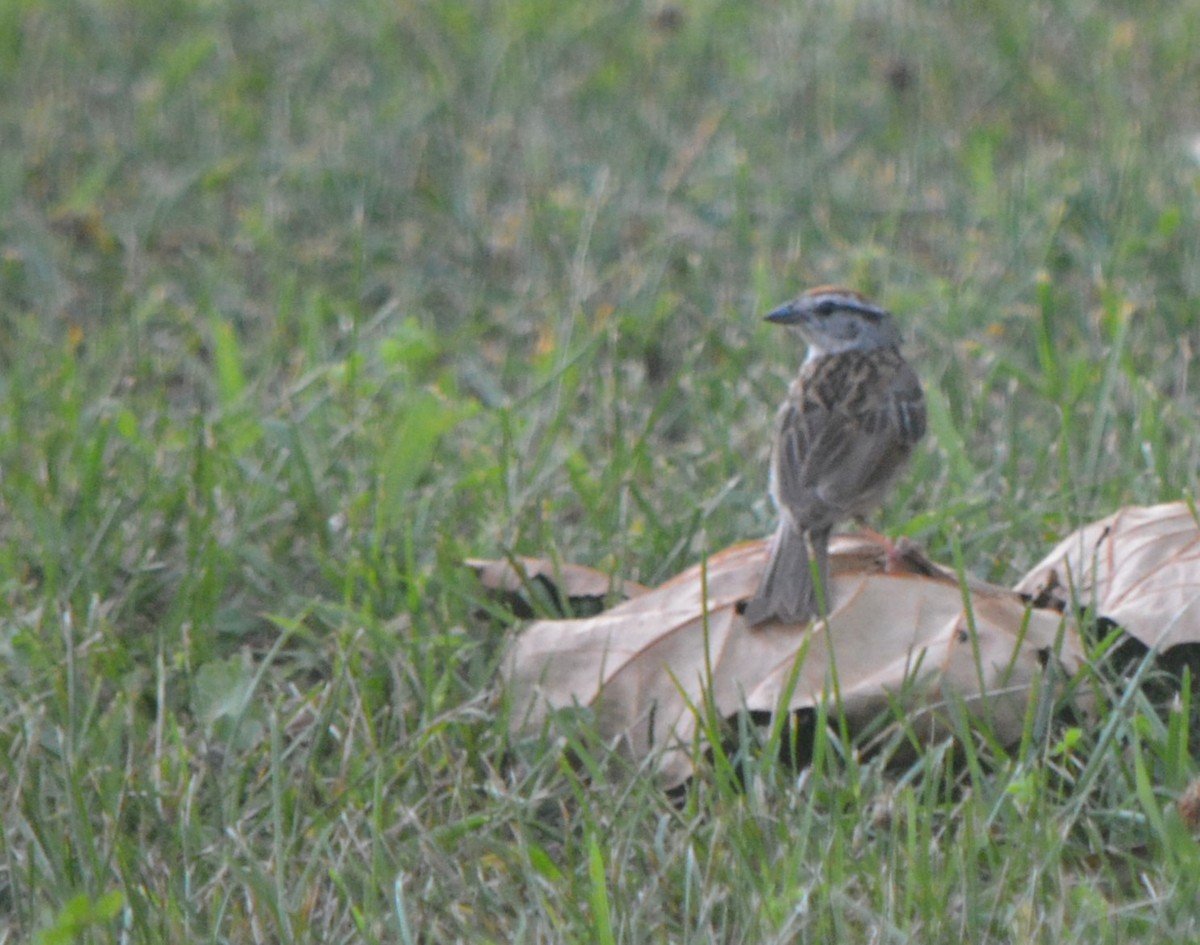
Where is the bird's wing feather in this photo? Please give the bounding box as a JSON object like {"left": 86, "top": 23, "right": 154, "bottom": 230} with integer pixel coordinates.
{"left": 772, "top": 355, "right": 925, "bottom": 522}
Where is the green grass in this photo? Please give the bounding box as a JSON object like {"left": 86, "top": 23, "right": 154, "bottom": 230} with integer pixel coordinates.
{"left": 2, "top": 0, "right": 1200, "bottom": 940}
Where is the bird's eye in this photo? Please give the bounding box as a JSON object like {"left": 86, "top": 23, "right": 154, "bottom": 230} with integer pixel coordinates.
{"left": 814, "top": 300, "right": 837, "bottom": 316}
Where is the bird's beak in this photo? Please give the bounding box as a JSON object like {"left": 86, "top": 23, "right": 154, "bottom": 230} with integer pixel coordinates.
{"left": 764, "top": 302, "right": 801, "bottom": 324}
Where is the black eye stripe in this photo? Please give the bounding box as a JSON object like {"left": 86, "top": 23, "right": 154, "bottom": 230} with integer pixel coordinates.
{"left": 811, "top": 297, "right": 883, "bottom": 320}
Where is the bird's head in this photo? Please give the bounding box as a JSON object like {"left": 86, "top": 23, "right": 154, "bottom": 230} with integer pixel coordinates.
{"left": 765, "top": 286, "right": 902, "bottom": 357}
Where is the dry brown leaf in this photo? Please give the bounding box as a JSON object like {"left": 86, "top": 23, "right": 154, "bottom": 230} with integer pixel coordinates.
{"left": 502, "top": 534, "right": 1086, "bottom": 786}
{"left": 468, "top": 556, "right": 648, "bottom": 615}
{"left": 1014, "top": 501, "right": 1200, "bottom": 651}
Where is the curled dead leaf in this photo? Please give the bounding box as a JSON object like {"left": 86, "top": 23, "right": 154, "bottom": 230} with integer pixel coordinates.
{"left": 1015, "top": 501, "right": 1200, "bottom": 651}
{"left": 500, "top": 534, "right": 1087, "bottom": 786}
{"left": 468, "top": 555, "right": 648, "bottom": 617}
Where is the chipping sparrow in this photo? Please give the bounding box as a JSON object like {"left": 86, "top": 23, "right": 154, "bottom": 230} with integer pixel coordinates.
{"left": 741, "top": 286, "right": 926, "bottom": 626}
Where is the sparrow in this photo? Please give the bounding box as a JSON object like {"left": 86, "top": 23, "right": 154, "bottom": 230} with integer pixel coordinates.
{"left": 741, "top": 286, "right": 926, "bottom": 626}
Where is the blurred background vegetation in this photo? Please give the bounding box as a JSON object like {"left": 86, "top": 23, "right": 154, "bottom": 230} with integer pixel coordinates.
{"left": 2, "top": 0, "right": 1200, "bottom": 941}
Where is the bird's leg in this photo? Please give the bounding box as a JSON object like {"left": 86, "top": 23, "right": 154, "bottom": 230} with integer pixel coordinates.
{"left": 852, "top": 516, "right": 903, "bottom": 572}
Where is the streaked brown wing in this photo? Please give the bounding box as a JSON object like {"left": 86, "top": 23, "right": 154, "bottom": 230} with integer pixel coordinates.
{"left": 817, "top": 358, "right": 925, "bottom": 513}
{"left": 771, "top": 399, "right": 848, "bottom": 523}
{"left": 772, "top": 354, "right": 925, "bottom": 522}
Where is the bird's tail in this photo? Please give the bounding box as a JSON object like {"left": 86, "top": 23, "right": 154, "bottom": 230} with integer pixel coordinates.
{"left": 741, "top": 524, "right": 831, "bottom": 627}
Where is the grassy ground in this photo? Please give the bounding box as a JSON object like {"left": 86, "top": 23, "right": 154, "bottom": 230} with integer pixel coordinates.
{"left": 2, "top": 0, "right": 1200, "bottom": 941}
